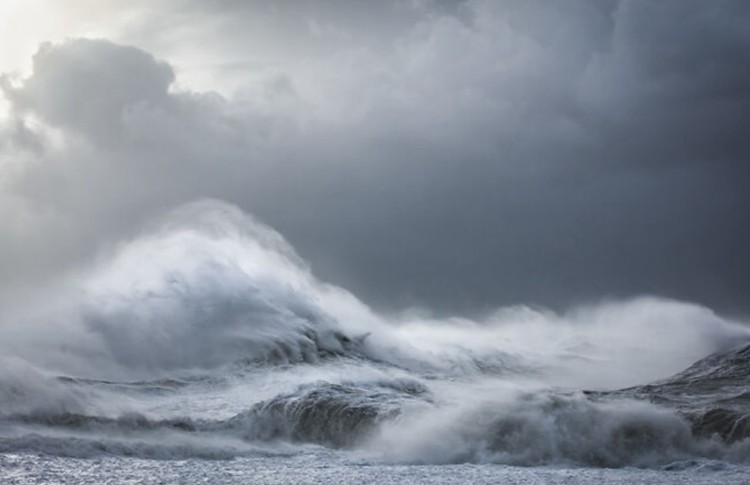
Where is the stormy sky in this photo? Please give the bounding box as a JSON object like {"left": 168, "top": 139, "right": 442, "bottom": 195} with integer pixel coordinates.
{"left": 0, "top": 0, "right": 748, "bottom": 316}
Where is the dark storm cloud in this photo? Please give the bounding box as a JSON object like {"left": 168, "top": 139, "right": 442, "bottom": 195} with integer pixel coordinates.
{"left": 1, "top": 0, "right": 748, "bottom": 316}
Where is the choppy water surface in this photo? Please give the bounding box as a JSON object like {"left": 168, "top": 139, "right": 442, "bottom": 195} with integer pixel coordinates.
{"left": 1, "top": 202, "right": 748, "bottom": 483}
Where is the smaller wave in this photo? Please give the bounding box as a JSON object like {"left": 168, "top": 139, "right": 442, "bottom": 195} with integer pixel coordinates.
{"left": 0, "top": 433, "right": 245, "bottom": 461}
{"left": 0, "top": 357, "right": 87, "bottom": 417}
{"left": 11, "top": 412, "right": 202, "bottom": 434}
{"left": 224, "top": 379, "right": 430, "bottom": 448}
{"left": 370, "top": 391, "right": 750, "bottom": 467}
{"left": 607, "top": 343, "right": 750, "bottom": 444}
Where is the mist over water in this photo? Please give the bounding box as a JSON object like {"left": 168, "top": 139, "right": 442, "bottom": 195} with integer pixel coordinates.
{"left": 1, "top": 200, "right": 748, "bottom": 469}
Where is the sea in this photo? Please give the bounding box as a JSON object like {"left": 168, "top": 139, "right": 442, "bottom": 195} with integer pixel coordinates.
{"left": 1, "top": 201, "right": 748, "bottom": 484}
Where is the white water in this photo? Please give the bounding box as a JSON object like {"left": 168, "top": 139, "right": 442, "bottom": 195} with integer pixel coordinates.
{"left": 0, "top": 200, "right": 748, "bottom": 480}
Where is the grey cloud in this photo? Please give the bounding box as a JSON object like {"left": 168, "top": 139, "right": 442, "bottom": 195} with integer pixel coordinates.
{"left": 3, "top": 40, "right": 174, "bottom": 143}
{"left": 1, "top": 0, "right": 748, "bottom": 317}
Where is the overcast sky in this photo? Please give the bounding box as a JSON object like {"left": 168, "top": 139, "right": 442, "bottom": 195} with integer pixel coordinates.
{"left": 1, "top": 0, "right": 748, "bottom": 316}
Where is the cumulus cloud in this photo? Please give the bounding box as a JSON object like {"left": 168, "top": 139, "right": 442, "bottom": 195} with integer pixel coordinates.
{"left": 4, "top": 40, "right": 174, "bottom": 141}
{"left": 0, "top": 0, "right": 748, "bottom": 316}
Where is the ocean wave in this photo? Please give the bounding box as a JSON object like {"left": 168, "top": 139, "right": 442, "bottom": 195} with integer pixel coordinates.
{"left": 370, "top": 390, "right": 750, "bottom": 467}
{"left": 225, "top": 379, "right": 430, "bottom": 448}
{"left": 1, "top": 201, "right": 749, "bottom": 468}
{"left": 2, "top": 201, "right": 746, "bottom": 385}
{"left": 1, "top": 376, "right": 750, "bottom": 467}
{"left": 0, "top": 433, "right": 245, "bottom": 461}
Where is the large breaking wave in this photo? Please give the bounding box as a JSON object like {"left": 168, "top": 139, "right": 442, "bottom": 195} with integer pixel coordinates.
{"left": 0, "top": 200, "right": 748, "bottom": 467}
